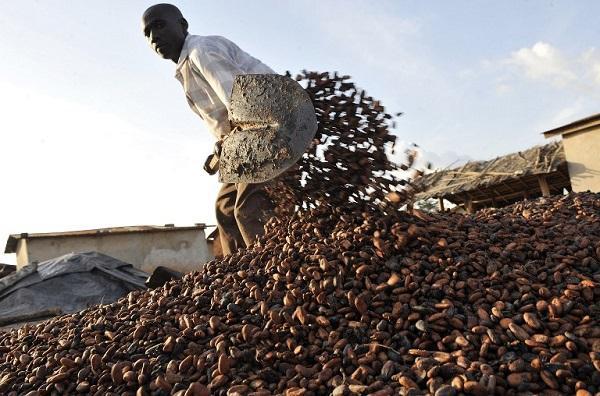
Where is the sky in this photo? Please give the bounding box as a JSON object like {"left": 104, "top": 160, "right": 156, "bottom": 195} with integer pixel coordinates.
{"left": 0, "top": 1, "right": 599, "bottom": 265}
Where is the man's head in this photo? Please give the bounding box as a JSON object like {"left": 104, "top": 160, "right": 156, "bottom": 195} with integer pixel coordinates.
{"left": 142, "top": 4, "right": 188, "bottom": 63}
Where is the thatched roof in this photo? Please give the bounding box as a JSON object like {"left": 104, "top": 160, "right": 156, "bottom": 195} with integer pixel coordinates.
{"left": 415, "top": 141, "right": 568, "bottom": 202}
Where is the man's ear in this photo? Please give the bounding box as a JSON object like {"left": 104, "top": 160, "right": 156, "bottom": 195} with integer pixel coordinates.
{"left": 180, "top": 18, "right": 189, "bottom": 34}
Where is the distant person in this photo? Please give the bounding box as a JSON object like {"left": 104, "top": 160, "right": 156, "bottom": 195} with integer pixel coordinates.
{"left": 142, "top": 3, "right": 275, "bottom": 256}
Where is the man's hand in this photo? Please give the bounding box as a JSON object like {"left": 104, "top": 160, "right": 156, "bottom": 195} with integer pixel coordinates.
{"left": 203, "top": 140, "right": 223, "bottom": 175}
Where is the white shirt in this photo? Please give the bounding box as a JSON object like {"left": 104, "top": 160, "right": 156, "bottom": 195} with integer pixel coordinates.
{"left": 175, "top": 34, "right": 275, "bottom": 138}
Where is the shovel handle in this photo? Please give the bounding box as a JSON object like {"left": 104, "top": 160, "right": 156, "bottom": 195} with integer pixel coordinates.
{"left": 203, "top": 140, "right": 223, "bottom": 175}
{"left": 204, "top": 154, "right": 220, "bottom": 175}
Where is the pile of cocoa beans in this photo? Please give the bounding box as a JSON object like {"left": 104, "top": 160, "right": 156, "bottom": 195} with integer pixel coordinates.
{"left": 1, "top": 192, "right": 599, "bottom": 395}
{"left": 1, "top": 74, "right": 599, "bottom": 395}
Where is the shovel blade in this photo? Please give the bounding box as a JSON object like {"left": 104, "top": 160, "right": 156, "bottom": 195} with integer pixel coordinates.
{"left": 219, "top": 74, "right": 317, "bottom": 184}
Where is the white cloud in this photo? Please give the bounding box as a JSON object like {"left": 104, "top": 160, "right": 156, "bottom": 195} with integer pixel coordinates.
{"left": 496, "top": 42, "right": 600, "bottom": 95}
{"left": 581, "top": 48, "right": 600, "bottom": 86}
{"left": 498, "top": 43, "right": 600, "bottom": 131}
{"left": 508, "top": 42, "right": 576, "bottom": 87}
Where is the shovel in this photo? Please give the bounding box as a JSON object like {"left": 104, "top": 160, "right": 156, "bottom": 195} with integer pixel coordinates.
{"left": 205, "top": 74, "right": 318, "bottom": 184}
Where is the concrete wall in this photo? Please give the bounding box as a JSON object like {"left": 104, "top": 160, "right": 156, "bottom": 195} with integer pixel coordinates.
{"left": 563, "top": 128, "right": 600, "bottom": 193}
{"left": 17, "top": 229, "right": 213, "bottom": 274}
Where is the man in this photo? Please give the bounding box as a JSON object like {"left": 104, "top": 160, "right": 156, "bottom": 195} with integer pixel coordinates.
{"left": 142, "top": 4, "right": 275, "bottom": 255}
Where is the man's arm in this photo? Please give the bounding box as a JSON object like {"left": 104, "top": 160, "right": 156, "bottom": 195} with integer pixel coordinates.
{"left": 189, "top": 47, "right": 244, "bottom": 112}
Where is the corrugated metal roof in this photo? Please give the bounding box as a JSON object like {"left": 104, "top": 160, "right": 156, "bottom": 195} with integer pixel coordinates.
{"left": 543, "top": 113, "right": 600, "bottom": 138}
{"left": 4, "top": 224, "right": 208, "bottom": 254}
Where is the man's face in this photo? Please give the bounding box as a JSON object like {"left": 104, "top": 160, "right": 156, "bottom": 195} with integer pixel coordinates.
{"left": 142, "top": 7, "right": 187, "bottom": 63}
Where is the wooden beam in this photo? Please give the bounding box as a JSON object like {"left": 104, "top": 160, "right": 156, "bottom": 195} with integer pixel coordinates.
{"left": 537, "top": 175, "right": 551, "bottom": 197}
{"left": 482, "top": 188, "right": 539, "bottom": 204}
{"left": 473, "top": 185, "right": 489, "bottom": 200}
{"left": 438, "top": 197, "right": 445, "bottom": 212}
{"left": 462, "top": 172, "right": 571, "bottom": 207}
{"left": 501, "top": 181, "right": 517, "bottom": 194}
{"left": 518, "top": 178, "right": 532, "bottom": 194}
{"left": 491, "top": 188, "right": 510, "bottom": 203}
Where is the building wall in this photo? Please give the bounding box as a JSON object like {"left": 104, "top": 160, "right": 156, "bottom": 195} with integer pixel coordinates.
{"left": 563, "top": 128, "right": 600, "bottom": 193}
{"left": 18, "top": 229, "right": 213, "bottom": 274}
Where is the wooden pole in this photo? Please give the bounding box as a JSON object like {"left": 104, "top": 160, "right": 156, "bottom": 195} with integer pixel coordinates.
{"left": 464, "top": 195, "right": 474, "bottom": 214}
{"left": 537, "top": 175, "right": 551, "bottom": 197}
{"left": 438, "top": 197, "right": 445, "bottom": 212}
{"left": 466, "top": 200, "right": 474, "bottom": 214}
